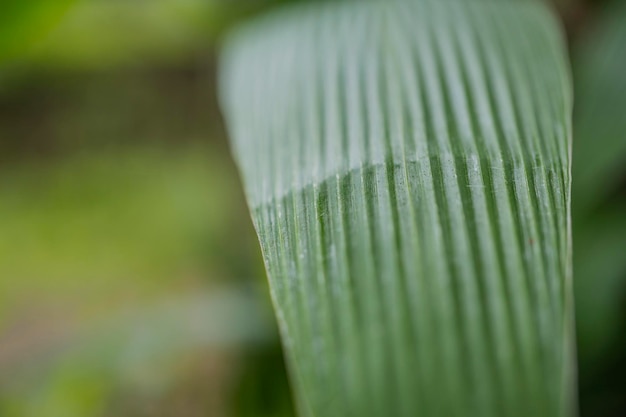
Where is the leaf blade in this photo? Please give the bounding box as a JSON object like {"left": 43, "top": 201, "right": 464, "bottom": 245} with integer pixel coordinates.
{"left": 220, "top": 1, "right": 575, "bottom": 416}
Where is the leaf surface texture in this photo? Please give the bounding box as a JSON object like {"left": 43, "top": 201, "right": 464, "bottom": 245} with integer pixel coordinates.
{"left": 220, "top": 1, "right": 574, "bottom": 416}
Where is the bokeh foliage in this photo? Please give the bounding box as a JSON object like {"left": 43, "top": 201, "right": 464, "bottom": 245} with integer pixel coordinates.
{"left": 0, "top": 0, "right": 625, "bottom": 416}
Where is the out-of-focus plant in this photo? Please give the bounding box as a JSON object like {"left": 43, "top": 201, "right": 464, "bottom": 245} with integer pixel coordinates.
{"left": 0, "top": 0, "right": 77, "bottom": 62}
{"left": 0, "top": 288, "right": 273, "bottom": 417}
{"left": 571, "top": 1, "right": 626, "bottom": 415}
{"left": 0, "top": 146, "right": 276, "bottom": 416}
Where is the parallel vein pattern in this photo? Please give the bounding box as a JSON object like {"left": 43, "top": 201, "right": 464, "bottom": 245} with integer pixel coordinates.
{"left": 220, "top": 1, "right": 574, "bottom": 416}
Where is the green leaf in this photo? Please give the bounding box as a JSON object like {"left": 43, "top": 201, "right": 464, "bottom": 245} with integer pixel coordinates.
{"left": 574, "top": 203, "right": 626, "bottom": 369}
{"left": 572, "top": 1, "right": 626, "bottom": 213}
{"left": 571, "top": 0, "right": 626, "bottom": 374}
{"left": 220, "top": 1, "right": 574, "bottom": 416}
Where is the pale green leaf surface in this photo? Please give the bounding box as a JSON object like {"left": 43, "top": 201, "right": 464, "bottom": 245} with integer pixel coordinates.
{"left": 220, "top": 1, "right": 574, "bottom": 416}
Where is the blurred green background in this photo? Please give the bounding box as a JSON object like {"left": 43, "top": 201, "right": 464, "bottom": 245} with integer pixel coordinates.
{"left": 0, "top": 0, "right": 624, "bottom": 416}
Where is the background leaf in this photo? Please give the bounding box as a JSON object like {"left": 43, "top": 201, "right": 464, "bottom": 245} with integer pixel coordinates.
{"left": 571, "top": 1, "right": 626, "bottom": 414}
{"left": 0, "top": 0, "right": 76, "bottom": 62}
{"left": 572, "top": 1, "right": 626, "bottom": 214}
